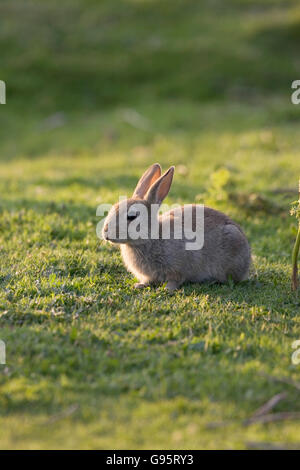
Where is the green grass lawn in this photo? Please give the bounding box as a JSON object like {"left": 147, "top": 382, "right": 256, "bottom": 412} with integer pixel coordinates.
{"left": 0, "top": 0, "right": 300, "bottom": 449}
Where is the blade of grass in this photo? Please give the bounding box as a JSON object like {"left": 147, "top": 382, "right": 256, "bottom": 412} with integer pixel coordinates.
{"left": 292, "top": 179, "right": 300, "bottom": 291}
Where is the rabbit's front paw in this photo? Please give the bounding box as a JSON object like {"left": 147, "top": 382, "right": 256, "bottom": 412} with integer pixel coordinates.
{"left": 134, "top": 282, "right": 149, "bottom": 289}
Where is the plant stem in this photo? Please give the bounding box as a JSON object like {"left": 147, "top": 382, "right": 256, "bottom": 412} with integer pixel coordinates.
{"left": 292, "top": 179, "right": 300, "bottom": 291}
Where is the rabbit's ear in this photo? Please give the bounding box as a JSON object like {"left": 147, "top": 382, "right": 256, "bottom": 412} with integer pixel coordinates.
{"left": 132, "top": 163, "right": 161, "bottom": 199}
{"left": 145, "top": 166, "right": 174, "bottom": 205}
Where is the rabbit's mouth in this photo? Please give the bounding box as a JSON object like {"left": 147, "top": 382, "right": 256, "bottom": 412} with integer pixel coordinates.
{"left": 103, "top": 233, "right": 117, "bottom": 243}
{"left": 102, "top": 225, "right": 147, "bottom": 245}
{"left": 102, "top": 231, "right": 115, "bottom": 243}
{"left": 103, "top": 232, "right": 124, "bottom": 244}
{"left": 102, "top": 224, "right": 115, "bottom": 242}
{"left": 102, "top": 231, "right": 109, "bottom": 241}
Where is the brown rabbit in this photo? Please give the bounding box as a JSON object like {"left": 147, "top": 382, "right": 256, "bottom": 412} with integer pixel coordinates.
{"left": 102, "top": 163, "right": 251, "bottom": 291}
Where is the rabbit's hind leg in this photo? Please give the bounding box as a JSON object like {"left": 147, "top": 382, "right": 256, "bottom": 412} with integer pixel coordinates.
{"left": 166, "top": 280, "right": 183, "bottom": 292}
{"left": 222, "top": 224, "right": 251, "bottom": 282}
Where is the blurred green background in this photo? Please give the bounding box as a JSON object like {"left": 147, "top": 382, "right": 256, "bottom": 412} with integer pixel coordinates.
{"left": 0, "top": 0, "right": 300, "bottom": 450}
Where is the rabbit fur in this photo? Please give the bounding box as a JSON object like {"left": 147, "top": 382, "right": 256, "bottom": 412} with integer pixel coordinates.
{"left": 102, "top": 163, "right": 251, "bottom": 291}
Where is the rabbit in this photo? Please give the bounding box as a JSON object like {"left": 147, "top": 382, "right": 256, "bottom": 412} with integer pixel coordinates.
{"left": 102, "top": 163, "right": 251, "bottom": 291}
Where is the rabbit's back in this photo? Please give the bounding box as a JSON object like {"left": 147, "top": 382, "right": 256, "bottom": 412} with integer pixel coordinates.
{"left": 161, "top": 205, "right": 251, "bottom": 283}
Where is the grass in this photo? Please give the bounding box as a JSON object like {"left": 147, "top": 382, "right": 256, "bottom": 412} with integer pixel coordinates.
{"left": 0, "top": 0, "right": 300, "bottom": 449}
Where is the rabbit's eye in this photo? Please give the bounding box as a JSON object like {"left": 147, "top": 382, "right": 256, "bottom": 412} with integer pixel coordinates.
{"left": 127, "top": 213, "right": 137, "bottom": 221}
